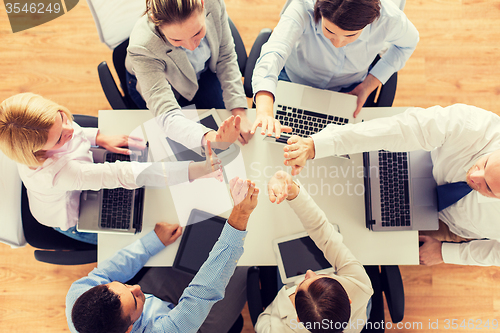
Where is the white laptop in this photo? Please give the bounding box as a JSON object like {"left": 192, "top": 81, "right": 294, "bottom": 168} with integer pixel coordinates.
{"left": 364, "top": 149, "right": 439, "bottom": 231}
{"left": 265, "top": 81, "right": 360, "bottom": 143}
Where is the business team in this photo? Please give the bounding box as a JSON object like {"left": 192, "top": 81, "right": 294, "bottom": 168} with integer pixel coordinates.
{"left": 1, "top": 0, "right": 499, "bottom": 332}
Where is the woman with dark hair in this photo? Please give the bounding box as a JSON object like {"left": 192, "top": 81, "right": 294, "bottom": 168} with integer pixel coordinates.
{"left": 251, "top": 0, "right": 419, "bottom": 137}
{"left": 126, "top": 0, "right": 253, "bottom": 146}
{"left": 257, "top": 170, "right": 373, "bottom": 333}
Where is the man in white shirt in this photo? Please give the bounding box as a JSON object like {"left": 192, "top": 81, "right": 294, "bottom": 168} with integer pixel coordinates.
{"left": 282, "top": 104, "right": 500, "bottom": 266}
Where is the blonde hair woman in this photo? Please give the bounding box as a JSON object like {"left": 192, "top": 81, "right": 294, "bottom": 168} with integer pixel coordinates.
{"left": 126, "top": 0, "right": 253, "bottom": 147}
{"left": 0, "top": 93, "right": 222, "bottom": 244}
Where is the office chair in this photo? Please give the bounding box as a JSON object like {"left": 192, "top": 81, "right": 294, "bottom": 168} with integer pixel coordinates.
{"left": 21, "top": 115, "right": 98, "bottom": 265}
{"left": 247, "top": 265, "right": 405, "bottom": 332}
{"left": 227, "top": 17, "right": 273, "bottom": 99}
{"left": 98, "top": 39, "right": 139, "bottom": 110}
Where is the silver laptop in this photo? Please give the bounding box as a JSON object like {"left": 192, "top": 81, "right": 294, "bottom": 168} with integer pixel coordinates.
{"left": 265, "top": 81, "right": 359, "bottom": 143}
{"left": 77, "top": 147, "right": 148, "bottom": 235}
{"left": 364, "top": 149, "right": 439, "bottom": 231}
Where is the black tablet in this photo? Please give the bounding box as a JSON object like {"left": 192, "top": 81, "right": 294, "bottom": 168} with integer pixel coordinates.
{"left": 173, "top": 209, "right": 227, "bottom": 275}
{"left": 274, "top": 231, "right": 334, "bottom": 284}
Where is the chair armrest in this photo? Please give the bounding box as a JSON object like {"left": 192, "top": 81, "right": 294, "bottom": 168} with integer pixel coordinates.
{"left": 247, "top": 266, "right": 264, "bottom": 326}
{"left": 97, "top": 61, "right": 127, "bottom": 110}
{"left": 73, "top": 114, "right": 98, "bottom": 128}
{"left": 244, "top": 28, "right": 272, "bottom": 99}
{"left": 34, "top": 249, "right": 97, "bottom": 265}
{"left": 380, "top": 265, "right": 405, "bottom": 323}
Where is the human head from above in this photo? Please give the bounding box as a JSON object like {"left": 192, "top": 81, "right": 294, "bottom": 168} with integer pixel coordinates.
{"left": 71, "top": 283, "right": 143, "bottom": 333}
{"left": 0, "top": 92, "right": 74, "bottom": 167}
{"left": 314, "top": 0, "right": 381, "bottom": 48}
{"left": 146, "top": 0, "right": 206, "bottom": 50}
{"left": 466, "top": 150, "right": 500, "bottom": 199}
{"left": 294, "top": 270, "right": 351, "bottom": 333}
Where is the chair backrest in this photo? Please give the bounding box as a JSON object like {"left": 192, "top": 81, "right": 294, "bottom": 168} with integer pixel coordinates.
{"left": 228, "top": 17, "right": 247, "bottom": 76}
{"left": 0, "top": 150, "right": 26, "bottom": 248}
{"left": 86, "top": 0, "right": 145, "bottom": 49}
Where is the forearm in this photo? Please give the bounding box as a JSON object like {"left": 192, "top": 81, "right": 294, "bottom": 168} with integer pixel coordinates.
{"left": 160, "top": 223, "right": 246, "bottom": 332}
{"left": 255, "top": 91, "right": 274, "bottom": 117}
{"left": 311, "top": 105, "right": 461, "bottom": 159}
{"left": 442, "top": 240, "right": 500, "bottom": 266}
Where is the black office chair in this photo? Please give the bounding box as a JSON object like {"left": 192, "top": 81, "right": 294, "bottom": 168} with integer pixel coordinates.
{"left": 365, "top": 55, "right": 398, "bottom": 108}
{"left": 98, "top": 39, "right": 139, "bottom": 110}
{"left": 247, "top": 265, "right": 405, "bottom": 332}
{"left": 227, "top": 18, "right": 273, "bottom": 99}
{"left": 21, "top": 114, "right": 99, "bottom": 265}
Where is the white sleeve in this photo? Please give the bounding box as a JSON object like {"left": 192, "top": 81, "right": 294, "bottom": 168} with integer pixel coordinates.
{"left": 52, "top": 160, "right": 191, "bottom": 191}
{"left": 369, "top": 11, "right": 419, "bottom": 84}
{"left": 312, "top": 104, "right": 491, "bottom": 159}
{"left": 442, "top": 240, "right": 500, "bottom": 266}
{"left": 251, "top": 0, "right": 309, "bottom": 97}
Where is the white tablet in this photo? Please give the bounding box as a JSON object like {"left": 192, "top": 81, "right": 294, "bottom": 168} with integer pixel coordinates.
{"left": 273, "top": 230, "right": 338, "bottom": 285}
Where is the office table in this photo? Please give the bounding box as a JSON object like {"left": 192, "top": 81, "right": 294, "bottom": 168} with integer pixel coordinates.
{"left": 98, "top": 107, "right": 419, "bottom": 266}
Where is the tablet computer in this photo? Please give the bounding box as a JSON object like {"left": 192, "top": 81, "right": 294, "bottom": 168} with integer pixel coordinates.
{"left": 173, "top": 209, "right": 227, "bottom": 275}
{"left": 273, "top": 230, "right": 337, "bottom": 285}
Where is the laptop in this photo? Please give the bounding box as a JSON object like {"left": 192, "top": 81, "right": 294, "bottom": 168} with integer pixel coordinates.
{"left": 364, "top": 149, "right": 439, "bottom": 231}
{"left": 77, "top": 147, "right": 148, "bottom": 234}
{"left": 265, "top": 81, "right": 359, "bottom": 144}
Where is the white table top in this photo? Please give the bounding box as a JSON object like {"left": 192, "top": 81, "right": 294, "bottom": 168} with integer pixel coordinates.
{"left": 97, "top": 107, "right": 419, "bottom": 266}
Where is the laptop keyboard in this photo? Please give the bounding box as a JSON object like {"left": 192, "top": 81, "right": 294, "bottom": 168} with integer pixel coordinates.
{"left": 100, "top": 153, "right": 133, "bottom": 230}
{"left": 378, "top": 151, "right": 411, "bottom": 227}
{"left": 276, "top": 105, "right": 349, "bottom": 137}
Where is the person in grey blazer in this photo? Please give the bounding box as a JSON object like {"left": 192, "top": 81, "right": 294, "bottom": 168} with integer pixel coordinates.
{"left": 126, "top": 0, "right": 253, "bottom": 146}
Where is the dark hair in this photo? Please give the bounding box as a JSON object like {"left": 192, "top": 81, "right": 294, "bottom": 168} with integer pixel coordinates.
{"left": 314, "top": 0, "right": 381, "bottom": 31}
{"left": 145, "top": 0, "right": 204, "bottom": 26}
{"left": 295, "top": 277, "right": 351, "bottom": 333}
{"left": 71, "top": 284, "right": 132, "bottom": 333}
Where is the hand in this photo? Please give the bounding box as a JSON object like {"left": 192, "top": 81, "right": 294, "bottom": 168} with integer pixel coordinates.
{"left": 95, "top": 132, "right": 146, "bottom": 155}
{"left": 189, "top": 140, "right": 223, "bottom": 182}
{"left": 419, "top": 235, "right": 444, "bottom": 266}
{"left": 203, "top": 115, "right": 241, "bottom": 150}
{"left": 283, "top": 135, "right": 315, "bottom": 176}
{"left": 347, "top": 74, "right": 381, "bottom": 118}
{"left": 228, "top": 177, "right": 259, "bottom": 231}
{"left": 268, "top": 171, "right": 300, "bottom": 204}
{"left": 154, "top": 222, "right": 183, "bottom": 246}
{"left": 251, "top": 91, "right": 292, "bottom": 139}
{"left": 231, "top": 108, "right": 254, "bottom": 145}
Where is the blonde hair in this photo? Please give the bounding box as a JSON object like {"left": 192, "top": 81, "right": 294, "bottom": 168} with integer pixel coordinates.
{"left": 0, "top": 93, "right": 73, "bottom": 167}
{"left": 146, "top": 0, "right": 203, "bottom": 26}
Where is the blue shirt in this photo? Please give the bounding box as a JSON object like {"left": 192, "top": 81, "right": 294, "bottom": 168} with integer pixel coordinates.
{"left": 66, "top": 223, "right": 246, "bottom": 333}
{"left": 181, "top": 37, "right": 211, "bottom": 80}
{"left": 252, "top": 0, "right": 419, "bottom": 95}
